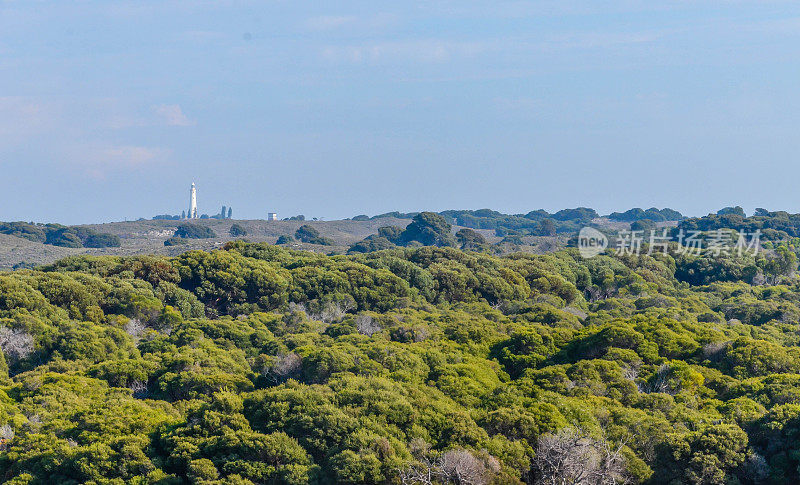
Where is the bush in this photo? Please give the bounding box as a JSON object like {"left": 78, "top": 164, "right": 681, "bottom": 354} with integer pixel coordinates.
{"left": 456, "top": 228, "right": 486, "bottom": 250}
{"left": 175, "top": 223, "right": 216, "bottom": 239}
{"left": 229, "top": 223, "right": 247, "bottom": 237}
{"left": 84, "top": 233, "right": 121, "bottom": 248}
{"left": 295, "top": 225, "right": 334, "bottom": 245}
{"left": 164, "top": 237, "right": 187, "bottom": 246}
{"left": 276, "top": 235, "right": 295, "bottom": 245}
{"left": 397, "top": 212, "right": 456, "bottom": 247}
{"left": 348, "top": 237, "right": 395, "bottom": 253}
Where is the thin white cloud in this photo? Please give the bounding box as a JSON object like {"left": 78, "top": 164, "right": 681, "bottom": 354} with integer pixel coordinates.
{"left": 152, "top": 104, "right": 195, "bottom": 127}
{"left": 0, "top": 97, "right": 56, "bottom": 138}
{"left": 73, "top": 144, "right": 171, "bottom": 180}
{"left": 100, "top": 145, "right": 168, "bottom": 167}
{"left": 305, "top": 15, "right": 357, "bottom": 31}
{"left": 304, "top": 13, "right": 399, "bottom": 32}
{"left": 321, "top": 39, "right": 489, "bottom": 64}
{"left": 65, "top": 143, "right": 171, "bottom": 178}
{"left": 178, "top": 30, "right": 226, "bottom": 43}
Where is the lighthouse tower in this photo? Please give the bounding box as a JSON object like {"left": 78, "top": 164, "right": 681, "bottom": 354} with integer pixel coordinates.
{"left": 189, "top": 182, "right": 198, "bottom": 219}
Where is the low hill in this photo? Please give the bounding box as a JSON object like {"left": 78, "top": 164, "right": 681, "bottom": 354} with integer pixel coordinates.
{"left": 0, "top": 217, "right": 413, "bottom": 269}
{"left": 0, "top": 217, "right": 579, "bottom": 269}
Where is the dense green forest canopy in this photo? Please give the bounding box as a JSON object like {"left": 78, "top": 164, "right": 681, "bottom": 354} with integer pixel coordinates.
{"left": 0, "top": 240, "right": 799, "bottom": 483}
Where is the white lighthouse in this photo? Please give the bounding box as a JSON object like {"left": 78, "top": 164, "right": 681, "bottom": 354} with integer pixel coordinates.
{"left": 189, "top": 182, "right": 198, "bottom": 219}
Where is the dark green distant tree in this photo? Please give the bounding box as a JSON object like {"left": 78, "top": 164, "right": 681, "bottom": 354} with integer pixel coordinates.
{"left": 760, "top": 246, "right": 798, "bottom": 283}
{"left": 456, "top": 228, "right": 486, "bottom": 250}
{"left": 630, "top": 219, "right": 657, "bottom": 232}
{"left": 552, "top": 207, "right": 598, "bottom": 222}
{"left": 84, "top": 233, "right": 121, "bottom": 248}
{"left": 276, "top": 235, "right": 294, "bottom": 244}
{"left": 348, "top": 236, "right": 395, "bottom": 253}
{"left": 718, "top": 206, "right": 746, "bottom": 217}
{"left": 397, "top": 212, "right": 456, "bottom": 247}
{"left": 175, "top": 223, "right": 216, "bottom": 239}
{"left": 227, "top": 207, "right": 232, "bottom": 219}
{"left": 538, "top": 218, "right": 557, "bottom": 236}
{"left": 295, "top": 225, "right": 334, "bottom": 245}
{"left": 221, "top": 206, "right": 227, "bottom": 219}
{"left": 164, "top": 236, "right": 187, "bottom": 246}
{"left": 295, "top": 224, "right": 320, "bottom": 242}
{"left": 229, "top": 223, "right": 247, "bottom": 237}
{"left": 181, "top": 210, "right": 186, "bottom": 219}
{"left": 46, "top": 227, "right": 83, "bottom": 248}
{"left": 377, "top": 226, "right": 404, "bottom": 243}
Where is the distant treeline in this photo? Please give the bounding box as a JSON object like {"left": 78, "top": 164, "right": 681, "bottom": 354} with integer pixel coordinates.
{"left": 349, "top": 212, "right": 528, "bottom": 253}
{"left": 351, "top": 207, "right": 684, "bottom": 236}
{"left": 606, "top": 207, "right": 683, "bottom": 222}
{"left": 0, "top": 222, "right": 120, "bottom": 248}
{"left": 678, "top": 206, "right": 800, "bottom": 241}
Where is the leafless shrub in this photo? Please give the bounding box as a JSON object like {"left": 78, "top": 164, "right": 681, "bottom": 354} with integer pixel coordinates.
{"left": 320, "top": 302, "right": 346, "bottom": 323}
{"left": 438, "top": 449, "right": 498, "bottom": 485}
{"left": 400, "top": 446, "right": 499, "bottom": 485}
{"left": 621, "top": 366, "right": 638, "bottom": 382}
{"left": 130, "top": 380, "right": 148, "bottom": 399}
{"left": 24, "top": 414, "right": 41, "bottom": 431}
{"left": 533, "top": 426, "right": 631, "bottom": 485}
{"left": 0, "top": 424, "right": 13, "bottom": 449}
{"left": 124, "top": 318, "right": 147, "bottom": 340}
{"left": 288, "top": 302, "right": 309, "bottom": 314}
{"left": 742, "top": 452, "right": 769, "bottom": 484}
{"left": 637, "top": 364, "right": 685, "bottom": 395}
{"left": 563, "top": 306, "right": 588, "bottom": 320}
{"left": 339, "top": 297, "right": 356, "bottom": 313}
{"left": 0, "top": 327, "right": 34, "bottom": 362}
{"left": 702, "top": 341, "right": 728, "bottom": 358}
{"left": 356, "top": 314, "right": 381, "bottom": 336}
{"left": 400, "top": 460, "right": 435, "bottom": 485}
{"left": 272, "top": 353, "right": 302, "bottom": 381}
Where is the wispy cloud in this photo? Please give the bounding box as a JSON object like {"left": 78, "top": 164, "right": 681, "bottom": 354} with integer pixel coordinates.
{"left": 0, "top": 97, "right": 57, "bottom": 138}
{"left": 152, "top": 104, "right": 195, "bottom": 126}
{"left": 178, "top": 30, "right": 226, "bottom": 43}
{"left": 100, "top": 145, "right": 167, "bottom": 166}
{"left": 321, "top": 39, "right": 489, "bottom": 64}
{"left": 304, "top": 13, "right": 398, "bottom": 33}
{"left": 68, "top": 143, "right": 171, "bottom": 179}
{"left": 305, "top": 15, "right": 358, "bottom": 31}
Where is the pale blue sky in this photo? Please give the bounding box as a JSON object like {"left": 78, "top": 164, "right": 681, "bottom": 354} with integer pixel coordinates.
{"left": 2, "top": 1, "right": 800, "bottom": 223}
